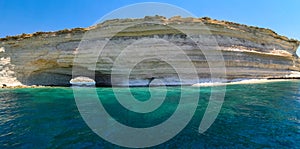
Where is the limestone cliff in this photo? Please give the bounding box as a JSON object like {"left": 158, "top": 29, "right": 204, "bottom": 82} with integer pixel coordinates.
{"left": 0, "top": 16, "right": 299, "bottom": 87}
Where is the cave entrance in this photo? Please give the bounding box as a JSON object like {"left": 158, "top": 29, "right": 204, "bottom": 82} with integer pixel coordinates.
{"left": 26, "top": 68, "right": 73, "bottom": 86}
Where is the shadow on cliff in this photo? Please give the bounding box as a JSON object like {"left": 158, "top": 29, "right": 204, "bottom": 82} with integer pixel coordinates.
{"left": 23, "top": 67, "right": 112, "bottom": 87}
{"left": 25, "top": 68, "right": 73, "bottom": 86}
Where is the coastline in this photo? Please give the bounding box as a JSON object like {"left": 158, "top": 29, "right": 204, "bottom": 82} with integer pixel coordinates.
{"left": 192, "top": 78, "right": 300, "bottom": 87}
{"left": 1, "top": 78, "right": 299, "bottom": 89}
{"left": 1, "top": 16, "right": 299, "bottom": 88}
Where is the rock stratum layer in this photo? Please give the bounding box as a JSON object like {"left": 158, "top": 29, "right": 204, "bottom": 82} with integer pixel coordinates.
{"left": 0, "top": 16, "right": 300, "bottom": 87}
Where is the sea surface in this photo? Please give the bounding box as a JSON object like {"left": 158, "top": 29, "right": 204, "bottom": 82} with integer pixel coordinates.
{"left": 0, "top": 81, "right": 300, "bottom": 148}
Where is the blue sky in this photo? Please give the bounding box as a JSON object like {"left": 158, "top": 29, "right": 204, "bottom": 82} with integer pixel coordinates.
{"left": 0, "top": 0, "right": 299, "bottom": 41}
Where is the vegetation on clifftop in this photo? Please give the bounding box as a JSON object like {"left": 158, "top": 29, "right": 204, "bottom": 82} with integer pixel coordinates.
{"left": 0, "top": 16, "right": 299, "bottom": 46}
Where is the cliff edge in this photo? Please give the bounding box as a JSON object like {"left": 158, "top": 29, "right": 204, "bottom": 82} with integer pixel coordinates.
{"left": 0, "top": 16, "right": 299, "bottom": 87}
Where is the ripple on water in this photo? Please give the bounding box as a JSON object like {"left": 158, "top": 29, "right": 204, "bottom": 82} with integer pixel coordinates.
{"left": 0, "top": 82, "right": 300, "bottom": 148}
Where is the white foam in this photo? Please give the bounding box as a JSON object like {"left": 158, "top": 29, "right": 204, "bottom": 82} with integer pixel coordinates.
{"left": 192, "top": 79, "right": 293, "bottom": 87}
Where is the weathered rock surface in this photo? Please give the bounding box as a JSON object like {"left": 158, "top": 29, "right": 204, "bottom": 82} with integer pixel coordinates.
{"left": 0, "top": 16, "right": 299, "bottom": 86}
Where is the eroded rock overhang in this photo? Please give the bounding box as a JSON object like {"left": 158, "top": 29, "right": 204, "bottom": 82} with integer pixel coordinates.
{"left": 0, "top": 16, "right": 299, "bottom": 87}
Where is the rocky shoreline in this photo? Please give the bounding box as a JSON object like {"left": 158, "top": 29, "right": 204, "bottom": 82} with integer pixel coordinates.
{"left": 0, "top": 16, "right": 299, "bottom": 87}
{"left": 2, "top": 78, "right": 300, "bottom": 89}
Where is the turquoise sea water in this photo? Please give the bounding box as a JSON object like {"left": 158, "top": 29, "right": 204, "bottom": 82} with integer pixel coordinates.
{"left": 0, "top": 81, "right": 300, "bottom": 148}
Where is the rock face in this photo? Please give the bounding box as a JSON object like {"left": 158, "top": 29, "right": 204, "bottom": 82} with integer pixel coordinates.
{"left": 0, "top": 16, "right": 299, "bottom": 87}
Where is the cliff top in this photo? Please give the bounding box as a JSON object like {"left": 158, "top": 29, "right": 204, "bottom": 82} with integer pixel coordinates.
{"left": 1, "top": 15, "right": 299, "bottom": 45}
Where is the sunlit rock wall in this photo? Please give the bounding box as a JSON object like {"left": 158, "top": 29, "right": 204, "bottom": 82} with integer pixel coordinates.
{"left": 0, "top": 16, "right": 299, "bottom": 86}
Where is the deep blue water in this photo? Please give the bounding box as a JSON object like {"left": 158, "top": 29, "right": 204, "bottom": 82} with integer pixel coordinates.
{"left": 0, "top": 81, "right": 300, "bottom": 148}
